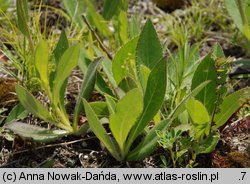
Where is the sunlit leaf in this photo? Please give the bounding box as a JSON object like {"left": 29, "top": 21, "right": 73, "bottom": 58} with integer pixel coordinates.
{"left": 5, "top": 122, "right": 68, "bottom": 142}
{"left": 83, "top": 99, "right": 121, "bottom": 160}
{"left": 110, "top": 88, "right": 143, "bottom": 151}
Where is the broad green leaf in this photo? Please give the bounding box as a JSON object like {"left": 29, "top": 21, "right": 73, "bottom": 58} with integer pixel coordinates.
{"left": 5, "top": 122, "right": 68, "bottom": 143}
{"left": 224, "top": 0, "right": 243, "bottom": 31}
{"left": 105, "top": 95, "right": 117, "bottom": 115}
{"left": 195, "top": 132, "right": 220, "bottom": 154}
{"left": 186, "top": 98, "right": 210, "bottom": 124}
{"left": 126, "top": 58, "right": 166, "bottom": 152}
{"left": 112, "top": 36, "right": 139, "bottom": 84}
{"left": 62, "top": 0, "right": 85, "bottom": 28}
{"left": 213, "top": 88, "right": 250, "bottom": 128}
{"left": 103, "top": 0, "right": 119, "bottom": 20}
{"left": 16, "top": 85, "right": 55, "bottom": 124}
{"left": 53, "top": 30, "right": 69, "bottom": 64}
{"left": 73, "top": 57, "right": 102, "bottom": 129}
{"left": 5, "top": 103, "right": 28, "bottom": 123}
{"left": 191, "top": 54, "right": 217, "bottom": 115}
{"left": 16, "top": 0, "right": 29, "bottom": 36}
{"left": 136, "top": 19, "right": 162, "bottom": 70}
{"left": 186, "top": 97, "right": 210, "bottom": 139}
{"left": 35, "top": 39, "right": 50, "bottom": 88}
{"left": 110, "top": 88, "right": 143, "bottom": 152}
{"left": 128, "top": 119, "right": 170, "bottom": 161}
{"left": 52, "top": 44, "right": 80, "bottom": 106}
{"left": 83, "top": 99, "right": 120, "bottom": 161}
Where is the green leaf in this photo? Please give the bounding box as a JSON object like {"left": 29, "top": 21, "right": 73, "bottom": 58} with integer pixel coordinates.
{"left": 89, "top": 102, "right": 109, "bottom": 118}
{"left": 126, "top": 58, "right": 166, "bottom": 152}
{"left": 16, "top": 85, "right": 55, "bottom": 124}
{"left": 118, "top": 77, "right": 137, "bottom": 92}
{"left": 196, "top": 132, "right": 220, "bottom": 154}
{"left": 83, "top": 99, "right": 121, "bottom": 161}
{"left": 5, "top": 103, "right": 28, "bottom": 123}
{"left": 224, "top": 0, "right": 243, "bottom": 31}
{"left": 212, "top": 43, "right": 225, "bottom": 58}
{"left": 112, "top": 36, "right": 139, "bottom": 84}
{"left": 53, "top": 30, "right": 69, "bottom": 64}
{"left": 246, "top": 0, "right": 250, "bottom": 22}
{"left": 35, "top": 39, "right": 50, "bottom": 88}
{"left": 128, "top": 119, "right": 170, "bottom": 160}
{"left": 186, "top": 98, "right": 210, "bottom": 139}
{"left": 105, "top": 95, "right": 117, "bottom": 115}
{"left": 214, "top": 88, "right": 250, "bottom": 128}
{"left": 129, "top": 14, "right": 140, "bottom": 38}
{"left": 186, "top": 98, "right": 210, "bottom": 124}
{"left": 86, "top": 0, "right": 112, "bottom": 38}
{"left": 136, "top": 19, "right": 162, "bottom": 70}
{"left": 191, "top": 54, "right": 217, "bottom": 115}
{"left": 62, "top": 0, "right": 85, "bottom": 28}
{"left": 52, "top": 44, "right": 80, "bottom": 106}
{"left": 5, "top": 122, "right": 68, "bottom": 143}
{"left": 78, "top": 49, "right": 113, "bottom": 96}
{"left": 110, "top": 88, "right": 143, "bottom": 152}
{"left": 16, "top": 0, "right": 29, "bottom": 36}
{"left": 170, "top": 81, "right": 211, "bottom": 120}
{"left": 139, "top": 65, "right": 151, "bottom": 91}
{"left": 102, "top": 58, "right": 117, "bottom": 88}
{"left": 115, "top": 10, "right": 128, "bottom": 44}
{"left": 73, "top": 57, "right": 102, "bottom": 130}
{"left": 103, "top": 0, "right": 119, "bottom": 20}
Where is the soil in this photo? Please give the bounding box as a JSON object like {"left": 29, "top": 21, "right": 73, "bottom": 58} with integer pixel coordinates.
{"left": 0, "top": 0, "right": 249, "bottom": 168}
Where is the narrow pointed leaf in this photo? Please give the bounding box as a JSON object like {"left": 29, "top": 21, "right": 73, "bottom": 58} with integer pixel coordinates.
{"left": 103, "top": 0, "right": 119, "bottom": 20}
{"left": 214, "top": 88, "right": 250, "bottom": 128}
{"left": 16, "top": 0, "right": 29, "bottom": 36}
{"left": 16, "top": 85, "right": 55, "bottom": 124}
{"left": 110, "top": 88, "right": 143, "bottom": 151}
{"left": 83, "top": 99, "right": 120, "bottom": 160}
{"left": 5, "top": 103, "right": 28, "bottom": 123}
{"left": 105, "top": 95, "right": 117, "bottom": 115}
{"left": 73, "top": 57, "right": 102, "bottom": 128}
{"left": 52, "top": 44, "right": 80, "bottom": 106}
{"left": 35, "top": 39, "right": 50, "bottom": 87}
{"left": 53, "top": 30, "right": 69, "bottom": 64}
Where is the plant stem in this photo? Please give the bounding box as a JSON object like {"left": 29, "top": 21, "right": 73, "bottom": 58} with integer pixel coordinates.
{"left": 82, "top": 14, "right": 113, "bottom": 60}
